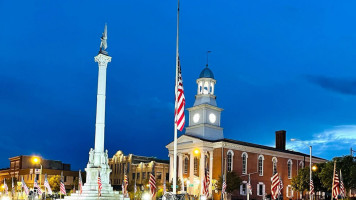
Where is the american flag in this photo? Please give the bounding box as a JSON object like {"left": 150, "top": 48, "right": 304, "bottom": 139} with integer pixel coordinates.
{"left": 271, "top": 173, "right": 280, "bottom": 200}
{"left": 248, "top": 183, "right": 252, "bottom": 195}
{"left": 34, "top": 178, "right": 42, "bottom": 195}
{"left": 123, "top": 174, "right": 128, "bottom": 197}
{"left": 149, "top": 172, "right": 156, "bottom": 198}
{"left": 163, "top": 179, "right": 166, "bottom": 195}
{"left": 44, "top": 174, "right": 52, "bottom": 195}
{"left": 175, "top": 55, "right": 185, "bottom": 131}
{"left": 98, "top": 173, "right": 102, "bottom": 196}
{"left": 203, "top": 168, "right": 210, "bottom": 197}
{"left": 278, "top": 178, "right": 283, "bottom": 196}
{"left": 339, "top": 170, "right": 345, "bottom": 198}
{"left": 310, "top": 179, "right": 315, "bottom": 195}
{"left": 222, "top": 177, "right": 227, "bottom": 194}
{"left": 332, "top": 163, "right": 340, "bottom": 200}
{"left": 60, "top": 172, "right": 66, "bottom": 195}
{"left": 4, "top": 179, "right": 8, "bottom": 195}
{"left": 78, "top": 170, "right": 83, "bottom": 195}
{"left": 21, "top": 176, "right": 29, "bottom": 195}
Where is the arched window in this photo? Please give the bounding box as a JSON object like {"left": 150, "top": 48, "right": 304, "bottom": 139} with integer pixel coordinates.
{"left": 287, "top": 159, "right": 293, "bottom": 179}
{"left": 227, "top": 150, "right": 234, "bottom": 172}
{"left": 299, "top": 161, "right": 304, "bottom": 168}
{"left": 194, "top": 157, "right": 198, "bottom": 176}
{"left": 184, "top": 157, "right": 188, "bottom": 174}
{"left": 272, "top": 157, "right": 278, "bottom": 175}
{"left": 242, "top": 152, "right": 248, "bottom": 174}
{"left": 203, "top": 82, "right": 209, "bottom": 94}
{"left": 258, "top": 155, "right": 264, "bottom": 176}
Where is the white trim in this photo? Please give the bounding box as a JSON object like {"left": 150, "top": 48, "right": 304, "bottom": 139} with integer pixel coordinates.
{"left": 258, "top": 155, "right": 264, "bottom": 176}
{"left": 257, "top": 182, "right": 265, "bottom": 196}
{"left": 286, "top": 185, "right": 294, "bottom": 198}
{"left": 242, "top": 152, "right": 248, "bottom": 174}
{"left": 287, "top": 159, "right": 293, "bottom": 179}
{"left": 227, "top": 150, "right": 234, "bottom": 172}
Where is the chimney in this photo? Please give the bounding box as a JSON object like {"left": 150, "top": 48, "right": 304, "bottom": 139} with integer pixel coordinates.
{"left": 275, "top": 130, "right": 286, "bottom": 150}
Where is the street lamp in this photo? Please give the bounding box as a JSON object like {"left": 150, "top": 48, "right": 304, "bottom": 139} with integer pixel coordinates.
{"left": 290, "top": 139, "right": 313, "bottom": 200}
{"left": 32, "top": 156, "right": 42, "bottom": 190}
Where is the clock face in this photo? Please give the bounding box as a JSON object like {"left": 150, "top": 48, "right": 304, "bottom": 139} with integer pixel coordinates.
{"left": 193, "top": 113, "right": 200, "bottom": 123}
{"left": 209, "top": 113, "right": 216, "bottom": 123}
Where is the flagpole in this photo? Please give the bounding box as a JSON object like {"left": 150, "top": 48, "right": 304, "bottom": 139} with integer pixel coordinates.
{"left": 331, "top": 161, "right": 335, "bottom": 200}
{"left": 173, "top": 0, "right": 180, "bottom": 195}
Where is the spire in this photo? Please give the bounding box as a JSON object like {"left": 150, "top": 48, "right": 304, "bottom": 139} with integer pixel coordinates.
{"left": 206, "top": 51, "right": 212, "bottom": 68}
{"left": 99, "top": 24, "right": 108, "bottom": 55}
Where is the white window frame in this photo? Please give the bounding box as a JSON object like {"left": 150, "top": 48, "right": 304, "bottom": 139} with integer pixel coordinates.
{"left": 227, "top": 150, "right": 234, "bottom": 172}
{"left": 272, "top": 157, "right": 278, "bottom": 175}
{"left": 299, "top": 161, "right": 304, "bottom": 168}
{"left": 241, "top": 152, "right": 248, "bottom": 174}
{"left": 257, "top": 182, "right": 265, "bottom": 196}
{"left": 258, "top": 155, "right": 264, "bottom": 176}
{"left": 286, "top": 185, "right": 294, "bottom": 198}
{"left": 287, "top": 159, "right": 293, "bottom": 179}
{"left": 184, "top": 157, "right": 189, "bottom": 174}
{"left": 240, "top": 181, "right": 247, "bottom": 195}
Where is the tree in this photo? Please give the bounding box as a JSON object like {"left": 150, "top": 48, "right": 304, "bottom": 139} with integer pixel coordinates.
{"left": 166, "top": 179, "right": 182, "bottom": 192}
{"left": 216, "top": 172, "right": 241, "bottom": 194}
{"left": 48, "top": 175, "right": 61, "bottom": 192}
{"left": 291, "top": 167, "right": 310, "bottom": 195}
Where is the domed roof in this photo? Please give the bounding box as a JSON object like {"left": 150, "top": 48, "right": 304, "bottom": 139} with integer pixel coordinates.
{"left": 199, "top": 67, "right": 214, "bottom": 79}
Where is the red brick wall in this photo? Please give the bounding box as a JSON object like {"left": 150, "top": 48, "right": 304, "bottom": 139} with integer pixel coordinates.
{"left": 212, "top": 148, "right": 309, "bottom": 200}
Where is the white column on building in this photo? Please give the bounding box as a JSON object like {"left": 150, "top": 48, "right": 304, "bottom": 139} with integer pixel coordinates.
{"left": 200, "top": 151, "right": 206, "bottom": 195}
{"left": 178, "top": 153, "right": 184, "bottom": 191}
{"left": 169, "top": 154, "right": 174, "bottom": 182}
{"left": 209, "top": 151, "right": 213, "bottom": 196}
{"left": 189, "top": 152, "right": 194, "bottom": 194}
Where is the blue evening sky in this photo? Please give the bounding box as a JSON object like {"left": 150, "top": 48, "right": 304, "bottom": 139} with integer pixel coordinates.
{"left": 1, "top": 0, "right": 356, "bottom": 170}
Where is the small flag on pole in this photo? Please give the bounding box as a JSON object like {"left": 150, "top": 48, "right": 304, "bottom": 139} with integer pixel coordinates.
{"left": 248, "top": 183, "right": 252, "bottom": 195}
{"left": 222, "top": 176, "right": 227, "bottom": 194}
{"left": 22, "top": 176, "right": 29, "bottom": 195}
{"left": 11, "top": 177, "right": 15, "bottom": 196}
{"left": 98, "top": 172, "right": 102, "bottom": 196}
{"left": 163, "top": 178, "right": 166, "bottom": 195}
{"left": 149, "top": 172, "right": 156, "bottom": 198}
{"left": 310, "top": 179, "right": 315, "bottom": 195}
{"left": 34, "top": 177, "right": 42, "bottom": 195}
{"left": 123, "top": 174, "right": 128, "bottom": 197}
{"left": 60, "top": 172, "right": 67, "bottom": 195}
{"left": 175, "top": 55, "right": 186, "bottom": 131}
{"left": 271, "top": 173, "right": 280, "bottom": 200}
{"left": 78, "top": 170, "right": 83, "bottom": 195}
{"left": 4, "top": 179, "right": 8, "bottom": 195}
{"left": 203, "top": 168, "right": 210, "bottom": 197}
{"left": 44, "top": 174, "right": 52, "bottom": 195}
{"left": 332, "top": 162, "right": 340, "bottom": 200}
{"left": 340, "top": 170, "right": 345, "bottom": 198}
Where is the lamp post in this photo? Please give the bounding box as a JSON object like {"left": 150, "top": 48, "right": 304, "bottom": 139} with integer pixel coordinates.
{"left": 290, "top": 139, "right": 312, "bottom": 200}
{"left": 32, "top": 157, "right": 42, "bottom": 189}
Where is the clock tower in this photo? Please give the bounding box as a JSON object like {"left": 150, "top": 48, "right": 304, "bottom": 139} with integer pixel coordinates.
{"left": 185, "top": 66, "right": 224, "bottom": 140}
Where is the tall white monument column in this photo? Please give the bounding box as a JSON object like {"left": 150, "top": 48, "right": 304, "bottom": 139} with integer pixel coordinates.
{"left": 64, "top": 24, "right": 120, "bottom": 200}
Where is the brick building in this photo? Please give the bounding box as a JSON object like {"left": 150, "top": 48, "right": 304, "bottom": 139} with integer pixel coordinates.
{"left": 0, "top": 155, "right": 80, "bottom": 190}
{"left": 166, "top": 67, "right": 326, "bottom": 200}
{"left": 109, "top": 151, "right": 169, "bottom": 191}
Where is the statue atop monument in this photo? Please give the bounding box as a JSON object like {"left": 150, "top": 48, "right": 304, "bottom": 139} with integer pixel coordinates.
{"left": 99, "top": 24, "right": 108, "bottom": 55}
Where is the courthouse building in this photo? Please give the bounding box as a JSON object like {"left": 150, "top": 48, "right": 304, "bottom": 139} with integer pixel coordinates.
{"left": 166, "top": 67, "right": 326, "bottom": 200}
{"left": 0, "top": 155, "right": 80, "bottom": 190}
{"left": 109, "top": 151, "right": 169, "bottom": 190}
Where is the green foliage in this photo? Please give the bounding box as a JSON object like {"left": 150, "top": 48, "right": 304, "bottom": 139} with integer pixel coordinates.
{"left": 48, "top": 175, "right": 61, "bottom": 192}
{"left": 166, "top": 179, "right": 181, "bottom": 192}
{"left": 291, "top": 167, "right": 310, "bottom": 192}
{"left": 216, "top": 172, "right": 241, "bottom": 194}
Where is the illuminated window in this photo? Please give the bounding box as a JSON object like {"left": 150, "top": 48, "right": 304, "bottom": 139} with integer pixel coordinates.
{"left": 194, "top": 157, "right": 198, "bottom": 175}
{"left": 287, "top": 185, "right": 294, "bottom": 198}
{"left": 184, "top": 157, "right": 188, "bottom": 174}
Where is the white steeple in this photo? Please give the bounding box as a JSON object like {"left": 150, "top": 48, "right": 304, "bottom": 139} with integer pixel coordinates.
{"left": 185, "top": 66, "right": 224, "bottom": 140}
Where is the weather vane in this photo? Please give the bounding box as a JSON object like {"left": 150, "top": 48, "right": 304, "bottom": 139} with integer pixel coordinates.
{"left": 206, "top": 50, "right": 212, "bottom": 67}
{"left": 99, "top": 24, "right": 108, "bottom": 55}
